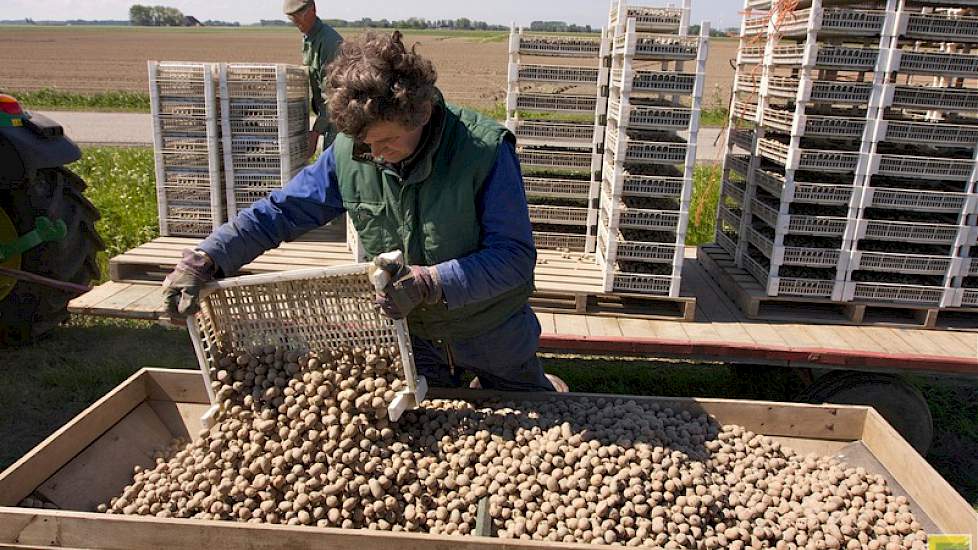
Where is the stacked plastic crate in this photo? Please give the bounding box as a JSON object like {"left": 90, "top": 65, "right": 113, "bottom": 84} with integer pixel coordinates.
{"left": 845, "top": 3, "right": 978, "bottom": 311}
{"left": 219, "top": 64, "right": 309, "bottom": 219}
{"left": 597, "top": 0, "right": 708, "bottom": 296}
{"left": 148, "top": 62, "right": 224, "bottom": 238}
{"left": 720, "top": 0, "right": 898, "bottom": 302}
{"left": 506, "top": 27, "right": 609, "bottom": 253}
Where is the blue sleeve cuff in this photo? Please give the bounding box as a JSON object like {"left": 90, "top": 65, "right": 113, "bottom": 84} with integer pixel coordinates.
{"left": 434, "top": 260, "right": 467, "bottom": 310}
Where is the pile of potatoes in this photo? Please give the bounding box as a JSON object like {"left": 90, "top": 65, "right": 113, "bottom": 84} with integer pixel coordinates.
{"left": 102, "top": 345, "right": 928, "bottom": 549}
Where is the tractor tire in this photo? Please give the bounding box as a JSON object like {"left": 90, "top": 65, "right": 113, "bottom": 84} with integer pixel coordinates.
{"left": 0, "top": 167, "right": 104, "bottom": 346}
{"left": 796, "top": 370, "right": 934, "bottom": 455}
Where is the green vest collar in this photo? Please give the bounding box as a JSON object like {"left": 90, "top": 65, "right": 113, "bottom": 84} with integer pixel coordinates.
{"left": 351, "top": 90, "right": 447, "bottom": 185}
{"left": 305, "top": 19, "right": 326, "bottom": 41}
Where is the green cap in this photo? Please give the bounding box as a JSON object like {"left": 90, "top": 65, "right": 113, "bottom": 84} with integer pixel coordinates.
{"left": 283, "top": 0, "right": 313, "bottom": 15}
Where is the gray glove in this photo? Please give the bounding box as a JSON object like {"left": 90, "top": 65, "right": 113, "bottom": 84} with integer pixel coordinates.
{"left": 162, "top": 249, "right": 215, "bottom": 319}
{"left": 373, "top": 255, "right": 442, "bottom": 320}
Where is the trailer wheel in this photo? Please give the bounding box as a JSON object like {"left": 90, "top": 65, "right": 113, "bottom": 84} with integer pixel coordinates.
{"left": 797, "top": 371, "right": 933, "bottom": 455}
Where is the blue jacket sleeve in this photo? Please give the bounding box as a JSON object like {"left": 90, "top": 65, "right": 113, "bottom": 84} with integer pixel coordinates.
{"left": 434, "top": 141, "right": 537, "bottom": 309}
{"left": 198, "top": 147, "right": 346, "bottom": 276}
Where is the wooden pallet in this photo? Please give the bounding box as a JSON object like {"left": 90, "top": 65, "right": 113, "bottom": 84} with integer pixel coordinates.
{"left": 699, "top": 245, "right": 978, "bottom": 331}
{"left": 102, "top": 235, "right": 696, "bottom": 321}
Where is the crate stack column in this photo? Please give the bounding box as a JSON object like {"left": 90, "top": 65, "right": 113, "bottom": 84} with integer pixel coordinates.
{"left": 219, "top": 64, "right": 309, "bottom": 220}
{"left": 842, "top": 0, "right": 978, "bottom": 311}
{"left": 716, "top": 0, "right": 771, "bottom": 264}
{"left": 148, "top": 61, "right": 224, "bottom": 238}
{"left": 597, "top": 0, "right": 708, "bottom": 298}
{"left": 506, "top": 26, "right": 609, "bottom": 253}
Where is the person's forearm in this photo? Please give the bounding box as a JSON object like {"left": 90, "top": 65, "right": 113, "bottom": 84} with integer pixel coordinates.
{"left": 434, "top": 242, "right": 535, "bottom": 308}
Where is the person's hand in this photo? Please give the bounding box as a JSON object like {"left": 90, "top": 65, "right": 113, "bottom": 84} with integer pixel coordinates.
{"left": 373, "top": 254, "right": 442, "bottom": 320}
{"left": 307, "top": 130, "right": 321, "bottom": 159}
{"left": 162, "top": 249, "right": 215, "bottom": 320}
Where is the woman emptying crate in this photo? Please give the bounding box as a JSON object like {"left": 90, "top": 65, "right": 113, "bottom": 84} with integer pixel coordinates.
{"left": 162, "top": 31, "right": 565, "bottom": 394}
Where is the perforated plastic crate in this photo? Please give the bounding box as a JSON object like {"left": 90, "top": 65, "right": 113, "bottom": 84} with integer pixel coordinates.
{"left": 967, "top": 258, "right": 978, "bottom": 278}
{"left": 604, "top": 169, "right": 686, "bottom": 199}
{"left": 850, "top": 251, "right": 953, "bottom": 276}
{"left": 895, "top": 50, "right": 978, "bottom": 77}
{"left": 961, "top": 289, "right": 978, "bottom": 307}
{"left": 718, "top": 203, "right": 743, "bottom": 229}
{"left": 775, "top": 277, "right": 838, "bottom": 299}
{"left": 742, "top": 253, "right": 772, "bottom": 286}
{"left": 847, "top": 282, "right": 946, "bottom": 306}
{"left": 735, "top": 74, "right": 760, "bottom": 94}
{"left": 528, "top": 205, "right": 592, "bottom": 226}
{"left": 889, "top": 85, "right": 978, "bottom": 112}
{"left": 763, "top": 108, "right": 867, "bottom": 139}
{"left": 723, "top": 179, "right": 746, "bottom": 207}
{"left": 615, "top": 6, "right": 683, "bottom": 34}
{"left": 226, "top": 100, "right": 308, "bottom": 137}
{"left": 881, "top": 119, "right": 978, "bottom": 147}
{"left": 609, "top": 98, "right": 692, "bottom": 130}
{"left": 793, "top": 183, "right": 855, "bottom": 205}
{"left": 517, "top": 64, "right": 600, "bottom": 85}
{"left": 609, "top": 272, "right": 678, "bottom": 296}
{"left": 726, "top": 154, "right": 751, "bottom": 178}
{"left": 771, "top": 45, "right": 880, "bottom": 71}
{"left": 514, "top": 121, "right": 598, "bottom": 148}
{"left": 533, "top": 231, "right": 586, "bottom": 252}
{"left": 159, "top": 136, "right": 216, "bottom": 170}
{"left": 904, "top": 12, "right": 978, "bottom": 42}
{"left": 613, "top": 69, "right": 698, "bottom": 95}
{"left": 226, "top": 172, "right": 290, "bottom": 217}
{"left": 766, "top": 77, "right": 874, "bottom": 104}
{"left": 156, "top": 99, "right": 212, "bottom": 135}
{"left": 858, "top": 219, "right": 960, "bottom": 245}
{"left": 863, "top": 187, "right": 967, "bottom": 213}
{"left": 598, "top": 222, "right": 682, "bottom": 263}
{"left": 164, "top": 206, "right": 218, "bottom": 238}
{"left": 730, "top": 129, "right": 755, "bottom": 152}
{"left": 778, "top": 8, "right": 888, "bottom": 37}
{"left": 607, "top": 130, "right": 688, "bottom": 165}
{"left": 873, "top": 154, "right": 976, "bottom": 182}
{"left": 150, "top": 62, "right": 215, "bottom": 98}
{"left": 757, "top": 138, "right": 861, "bottom": 172}
{"left": 228, "top": 135, "right": 307, "bottom": 172}
{"left": 615, "top": 34, "right": 700, "bottom": 60}
{"left": 518, "top": 148, "right": 595, "bottom": 172}
{"left": 602, "top": 194, "right": 684, "bottom": 231}
{"left": 160, "top": 170, "right": 215, "bottom": 204}
{"left": 517, "top": 35, "right": 602, "bottom": 58}
{"left": 513, "top": 93, "right": 598, "bottom": 114}
{"left": 739, "top": 46, "right": 765, "bottom": 64}
{"left": 716, "top": 229, "right": 739, "bottom": 257}
{"left": 732, "top": 100, "right": 759, "bottom": 122}
{"left": 222, "top": 64, "right": 307, "bottom": 100}
{"left": 747, "top": 228, "right": 842, "bottom": 268}
{"left": 524, "top": 176, "right": 593, "bottom": 199}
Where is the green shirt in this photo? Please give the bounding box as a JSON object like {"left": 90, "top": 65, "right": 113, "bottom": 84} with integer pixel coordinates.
{"left": 303, "top": 19, "right": 343, "bottom": 143}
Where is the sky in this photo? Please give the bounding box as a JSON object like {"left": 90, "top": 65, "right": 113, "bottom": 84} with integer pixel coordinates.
{"left": 6, "top": 0, "right": 742, "bottom": 29}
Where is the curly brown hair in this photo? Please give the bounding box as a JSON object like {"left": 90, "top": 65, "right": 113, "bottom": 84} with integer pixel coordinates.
{"left": 325, "top": 31, "right": 439, "bottom": 140}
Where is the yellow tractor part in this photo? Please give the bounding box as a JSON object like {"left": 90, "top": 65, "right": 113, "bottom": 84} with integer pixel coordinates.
{"left": 0, "top": 206, "right": 21, "bottom": 301}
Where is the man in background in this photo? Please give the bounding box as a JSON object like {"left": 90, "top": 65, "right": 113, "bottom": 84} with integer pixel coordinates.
{"left": 283, "top": 0, "right": 343, "bottom": 155}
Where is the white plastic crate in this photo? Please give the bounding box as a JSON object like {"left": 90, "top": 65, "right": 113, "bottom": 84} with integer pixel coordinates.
{"left": 518, "top": 148, "right": 595, "bottom": 172}
{"left": 612, "top": 69, "right": 698, "bottom": 95}
{"left": 528, "top": 205, "right": 593, "bottom": 226}
{"left": 857, "top": 219, "right": 960, "bottom": 245}
{"left": 517, "top": 35, "right": 602, "bottom": 58}
{"left": 609, "top": 97, "right": 693, "bottom": 131}
{"left": 149, "top": 62, "right": 215, "bottom": 98}
{"left": 757, "top": 138, "right": 861, "bottom": 172}
{"left": 514, "top": 120, "right": 599, "bottom": 148}
{"left": 850, "top": 251, "right": 953, "bottom": 276}
{"left": 602, "top": 193, "right": 685, "bottom": 232}
{"left": 763, "top": 109, "right": 866, "bottom": 139}
{"left": 158, "top": 136, "right": 215, "bottom": 170}
{"left": 511, "top": 93, "right": 598, "bottom": 114}
{"left": 533, "top": 231, "right": 587, "bottom": 252}
{"left": 770, "top": 45, "right": 881, "bottom": 71}
{"left": 160, "top": 169, "right": 215, "bottom": 204}
{"left": 614, "top": 33, "right": 700, "bottom": 60}
{"left": 962, "top": 289, "right": 978, "bottom": 307}
{"left": 228, "top": 135, "right": 307, "bottom": 173}
{"left": 226, "top": 100, "right": 308, "bottom": 137}
{"left": 222, "top": 64, "right": 307, "bottom": 100}
{"left": 766, "top": 77, "right": 874, "bottom": 105}
{"left": 774, "top": 277, "right": 839, "bottom": 299}
{"left": 716, "top": 229, "right": 739, "bottom": 257}
{"left": 612, "top": 4, "right": 684, "bottom": 34}
{"left": 735, "top": 74, "right": 761, "bottom": 94}
{"left": 862, "top": 187, "right": 967, "bottom": 213}
{"left": 747, "top": 228, "right": 842, "bottom": 268}
{"left": 517, "top": 64, "right": 601, "bottom": 85}
{"left": 872, "top": 154, "right": 976, "bottom": 182}
{"left": 606, "top": 130, "right": 688, "bottom": 165}
{"left": 226, "top": 172, "right": 291, "bottom": 218}
{"left": 732, "top": 100, "right": 759, "bottom": 122}
{"left": 793, "top": 183, "right": 856, "bottom": 205}
{"left": 846, "top": 282, "right": 946, "bottom": 306}
{"left": 880, "top": 119, "right": 978, "bottom": 147}
{"left": 723, "top": 179, "right": 746, "bottom": 207}
{"left": 903, "top": 12, "right": 978, "bottom": 42}
{"left": 156, "top": 99, "right": 212, "bottom": 135}
{"left": 967, "top": 257, "right": 978, "bottom": 278}
{"left": 598, "top": 222, "right": 682, "bottom": 264}
{"left": 726, "top": 154, "right": 751, "bottom": 178}
{"left": 787, "top": 215, "right": 849, "bottom": 237}
{"left": 609, "top": 272, "right": 679, "bottom": 296}
{"left": 524, "top": 176, "right": 593, "bottom": 199}
{"left": 888, "top": 85, "right": 978, "bottom": 112}
{"left": 718, "top": 203, "right": 743, "bottom": 230}
{"left": 893, "top": 50, "right": 978, "bottom": 77}
{"left": 604, "top": 169, "right": 687, "bottom": 199}
{"left": 741, "top": 252, "right": 772, "bottom": 286}
{"left": 164, "top": 206, "right": 219, "bottom": 238}
{"left": 739, "top": 46, "right": 765, "bottom": 65}
{"left": 778, "top": 8, "right": 888, "bottom": 37}
{"left": 730, "top": 129, "right": 755, "bottom": 152}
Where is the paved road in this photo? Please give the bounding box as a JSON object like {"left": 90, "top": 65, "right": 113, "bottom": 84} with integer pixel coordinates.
{"left": 39, "top": 110, "right": 725, "bottom": 161}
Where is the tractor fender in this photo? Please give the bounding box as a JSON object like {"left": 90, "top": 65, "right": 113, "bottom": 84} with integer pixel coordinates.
{"left": 0, "top": 114, "right": 81, "bottom": 188}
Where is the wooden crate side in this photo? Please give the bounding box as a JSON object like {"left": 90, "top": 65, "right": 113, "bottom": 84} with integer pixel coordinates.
{"left": 861, "top": 409, "right": 978, "bottom": 539}
{"left": 0, "top": 370, "right": 151, "bottom": 507}
{"left": 0, "top": 509, "right": 596, "bottom": 550}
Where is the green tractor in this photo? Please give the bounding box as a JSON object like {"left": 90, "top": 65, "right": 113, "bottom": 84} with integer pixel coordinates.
{"left": 0, "top": 94, "right": 104, "bottom": 346}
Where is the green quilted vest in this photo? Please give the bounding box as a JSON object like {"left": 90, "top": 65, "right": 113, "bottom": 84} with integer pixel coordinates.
{"left": 334, "top": 93, "right": 534, "bottom": 340}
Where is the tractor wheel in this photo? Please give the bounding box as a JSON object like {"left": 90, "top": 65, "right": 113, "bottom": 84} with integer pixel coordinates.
{"left": 796, "top": 370, "right": 934, "bottom": 455}
{"left": 0, "top": 167, "right": 104, "bottom": 346}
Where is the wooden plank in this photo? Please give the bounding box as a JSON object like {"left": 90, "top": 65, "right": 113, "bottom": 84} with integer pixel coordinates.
{"left": 861, "top": 409, "right": 978, "bottom": 539}
{"left": 776, "top": 324, "right": 827, "bottom": 351}
{"left": 737, "top": 321, "right": 790, "bottom": 348}
{"left": 827, "top": 325, "right": 880, "bottom": 354}
{"left": 584, "top": 315, "right": 622, "bottom": 338}
{"left": 798, "top": 324, "right": 855, "bottom": 351}
{"left": 0, "top": 370, "right": 149, "bottom": 506}
{"left": 896, "top": 329, "right": 961, "bottom": 358}
{"left": 68, "top": 282, "right": 132, "bottom": 314}
{"left": 121, "top": 285, "right": 165, "bottom": 318}
{"left": 91, "top": 284, "right": 162, "bottom": 317}
{"left": 535, "top": 312, "right": 556, "bottom": 335}
{"left": 680, "top": 320, "right": 726, "bottom": 342}
{"left": 857, "top": 327, "right": 919, "bottom": 356}
{"left": 37, "top": 403, "right": 175, "bottom": 512}
{"left": 640, "top": 319, "right": 691, "bottom": 342}
{"left": 553, "top": 313, "right": 589, "bottom": 338}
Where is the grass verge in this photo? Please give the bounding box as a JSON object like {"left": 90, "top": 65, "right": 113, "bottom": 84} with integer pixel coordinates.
{"left": 9, "top": 88, "right": 151, "bottom": 112}
{"left": 687, "top": 164, "right": 721, "bottom": 246}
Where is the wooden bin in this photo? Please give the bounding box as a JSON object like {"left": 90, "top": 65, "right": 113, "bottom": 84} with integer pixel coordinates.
{"left": 1, "top": 368, "right": 975, "bottom": 548}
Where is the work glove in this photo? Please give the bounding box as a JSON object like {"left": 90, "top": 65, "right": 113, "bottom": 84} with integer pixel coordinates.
{"left": 162, "top": 248, "right": 216, "bottom": 320}
{"left": 373, "top": 254, "right": 442, "bottom": 320}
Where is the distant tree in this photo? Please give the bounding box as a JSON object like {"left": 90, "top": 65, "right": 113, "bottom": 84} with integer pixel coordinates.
{"left": 454, "top": 17, "right": 471, "bottom": 30}
{"left": 129, "top": 4, "right": 184, "bottom": 26}
{"left": 129, "top": 5, "right": 151, "bottom": 25}
{"left": 259, "top": 19, "right": 290, "bottom": 26}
